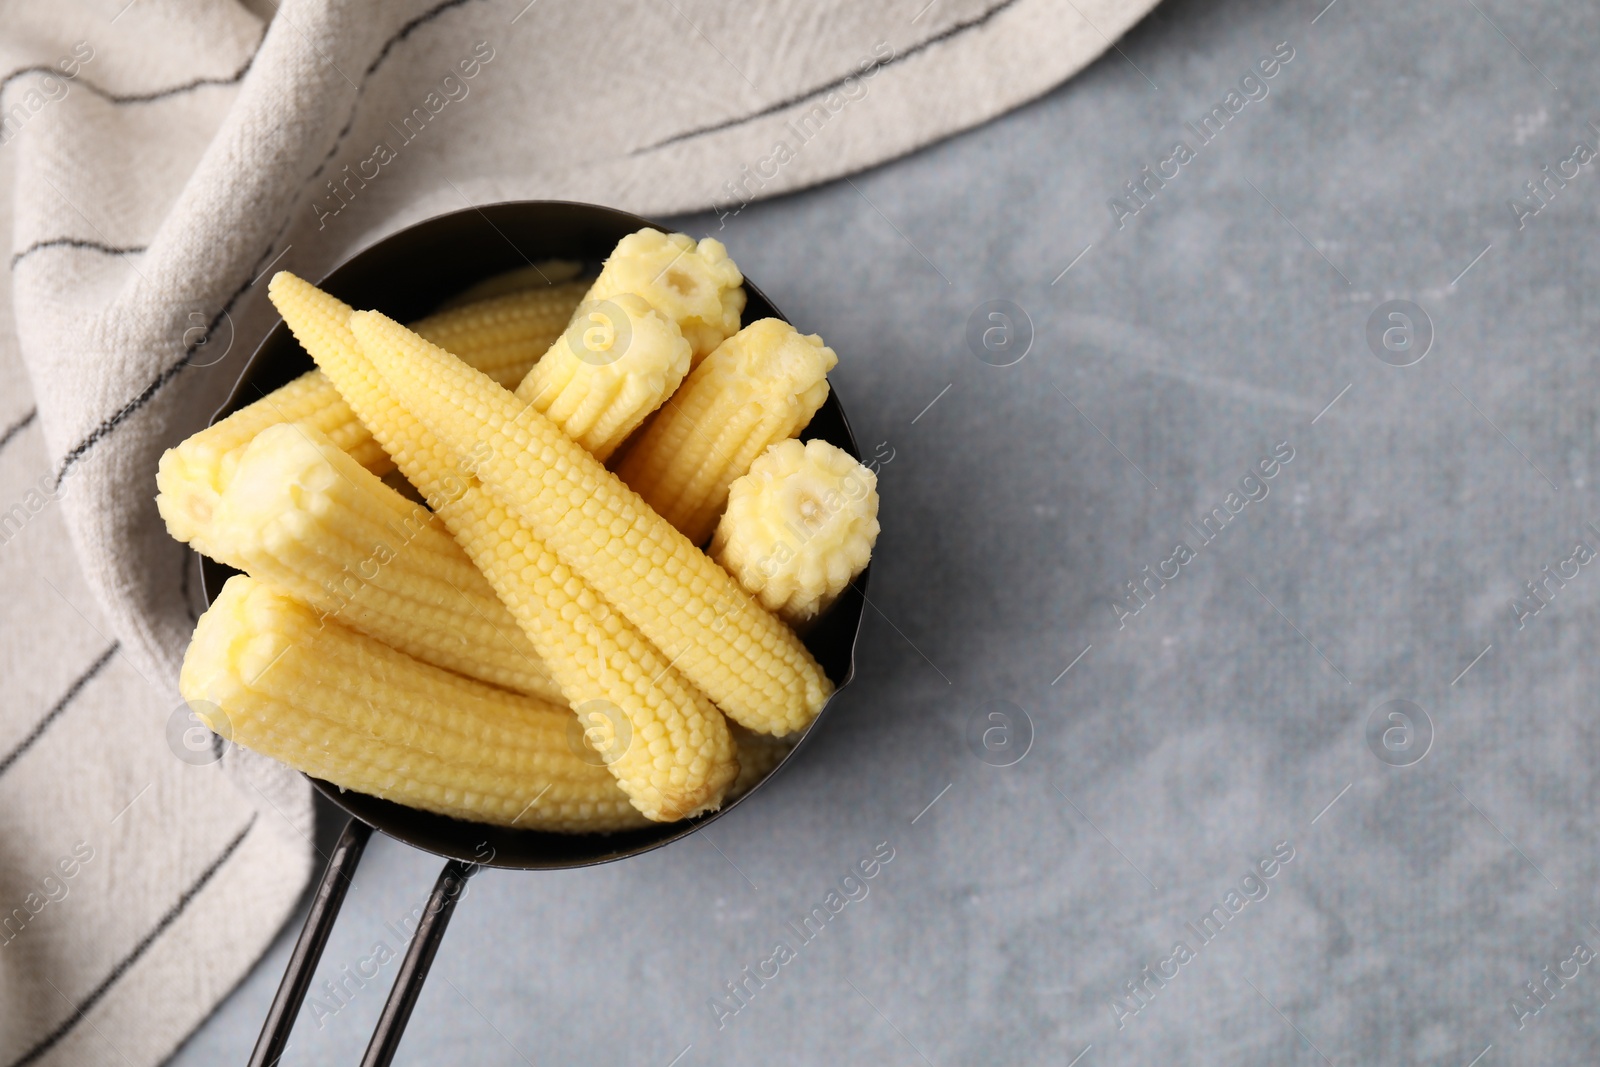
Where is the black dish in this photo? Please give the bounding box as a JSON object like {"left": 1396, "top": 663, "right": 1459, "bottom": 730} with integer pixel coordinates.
{"left": 199, "top": 201, "right": 868, "bottom": 1066}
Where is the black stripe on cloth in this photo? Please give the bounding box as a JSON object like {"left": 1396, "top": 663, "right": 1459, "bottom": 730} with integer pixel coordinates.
{"left": 9, "top": 238, "right": 146, "bottom": 270}
{"left": 0, "top": 408, "right": 36, "bottom": 455}
{"left": 637, "top": 0, "right": 1025, "bottom": 152}
{"left": 0, "top": 26, "right": 263, "bottom": 107}
{"left": 49, "top": 0, "right": 481, "bottom": 490}
{"left": 4, "top": 814, "right": 259, "bottom": 1067}
{"left": 48, "top": 209, "right": 293, "bottom": 491}
{"left": 0, "top": 643, "right": 118, "bottom": 778}
{"left": 52, "top": 354, "right": 190, "bottom": 491}
{"left": 303, "top": 0, "right": 480, "bottom": 186}
{"left": 365, "top": 0, "right": 478, "bottom": 78}
{"left": 0, "top": 66, "right": 68, "bottom": 98}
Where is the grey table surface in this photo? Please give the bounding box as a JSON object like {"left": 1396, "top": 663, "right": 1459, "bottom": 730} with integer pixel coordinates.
{"left": 170, "top": 0, "right": 1600, "bottom": 1063}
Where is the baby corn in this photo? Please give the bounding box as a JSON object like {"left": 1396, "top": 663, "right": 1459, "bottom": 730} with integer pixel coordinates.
{"left": 156, "top": 283, "right": 584, "bottom": 545}
{"left": 711, "top": 439, "right": 879, "bottom": 625}
{"left": 583, "top": 229, "right": 745, "bottom": 364}
{"left": 205, "top": 422, "right": 563, "bottom": 702}
{"left": 157, "top": 370, "right": 386, "bottom": 547}
{"left": 269, "top": 272, "right": 739, "bottom": 820}
{"left": 348, "top": 306, "right": 833, "bottom": 736}
{"left": 436, "top": 260, "right": 584, "bottom": 309}
{"left": 181, "top": 576, "right": 650, "bottom": 833}
{"left": 411, "top": 281, "right": 590, "bottom": 387}
{"left": 614, "top": 319, "right": 837, "bottom": 547}
{"left": 725, "top": 724, "right": 795, "bottom": 801}
{"left": 514, "top": 293, "right": 691, "bottom": 461}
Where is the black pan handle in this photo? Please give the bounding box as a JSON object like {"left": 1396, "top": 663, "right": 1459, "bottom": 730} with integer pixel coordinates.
{"left": 249, "top": 817, "right": 374, "bottom": 1067}
{"left": 360, "top": 858, "right": 478, "bottom": 1067}
{"left": 247, "top": 819, "right": 479, "bottom": 1066}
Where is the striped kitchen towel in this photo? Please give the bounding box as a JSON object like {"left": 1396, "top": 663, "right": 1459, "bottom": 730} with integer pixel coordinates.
{"left": 0, "top": 0, "right": 1156, "bottom": 1062}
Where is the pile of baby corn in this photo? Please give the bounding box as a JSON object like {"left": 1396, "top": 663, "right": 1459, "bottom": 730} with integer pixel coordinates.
{"left": 158, "top": 230, "right": 880, "bottom": 833}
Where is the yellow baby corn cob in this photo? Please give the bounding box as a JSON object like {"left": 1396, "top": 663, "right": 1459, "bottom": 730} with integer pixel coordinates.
{"left": 347, "top": 306, "right": 833, "bottom": 736}
{"left": 205, "top": 422, "right": 563, "bottom": 703}
{"left": 411, "top": 281, "right": 590, "bottom": 386}
{"left": 583, "top": 229, "right": 745, "bottom": 363}
{"left": 439, "top": 491, "right": 738, "bottom": 821}
{"left": 157, "top": 370, "right": 389, "bottom": 547}
{"left": 156, "top": 284, "right": 584, "bottom": 547}
{"left": 614, "top": 319, "right": 837, "bottom": 547}
{"left": 269, "top": 272, "right": 738, "bottom": 820}
{"left": 711, "top": 439, "right": 879, "bottom": 625}
{"left": 181, "top": 575, "right": 651, "bottom": 833}
{"left": 437, "top": 260, "right": 584, "bottom": 309}
{"left": 514, "top": 293, "right": 691, "bottom": 461}
{"left": 725, "top": 724, "right": 795, "bottom": 801}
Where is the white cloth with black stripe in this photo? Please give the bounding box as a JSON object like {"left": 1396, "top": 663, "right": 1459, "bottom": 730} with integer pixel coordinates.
{"left": 0, "top": 0, "right": 1155, "bottom": 1061}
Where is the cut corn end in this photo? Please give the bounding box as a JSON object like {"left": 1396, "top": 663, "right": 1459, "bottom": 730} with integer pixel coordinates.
{"left": 711, "top": 438, "right": 879, "bottom": 625}
{"left": 584, "top": 229, "right": 746, "bottom": 363}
